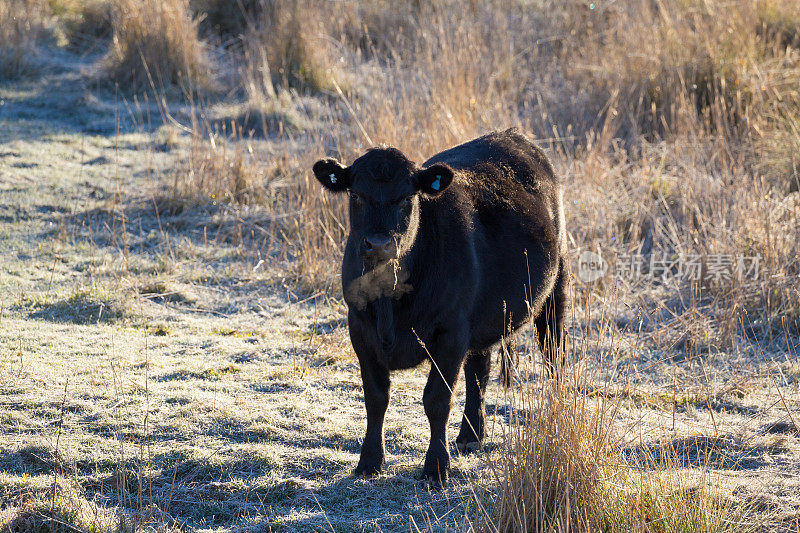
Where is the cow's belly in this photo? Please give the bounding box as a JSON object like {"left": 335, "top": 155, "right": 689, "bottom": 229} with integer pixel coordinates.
{"left": 467, "top": 227, "right": 559, "bottom": 350}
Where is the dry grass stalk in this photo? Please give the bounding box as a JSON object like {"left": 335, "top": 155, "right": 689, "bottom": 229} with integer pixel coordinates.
{"left": 238, "top": 0, "right": 336, "bottom": 93}
{"left": 56, "top": 0, "right": 113, "bottom": 50}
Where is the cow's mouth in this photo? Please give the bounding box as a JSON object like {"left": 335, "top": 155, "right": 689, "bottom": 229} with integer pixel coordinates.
{"left": 361, "top": 255, "right": 392, "bottom": 272}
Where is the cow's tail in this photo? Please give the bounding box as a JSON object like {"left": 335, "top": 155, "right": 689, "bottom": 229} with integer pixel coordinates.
{"left": 499, "top": 336, "right": 517, "bottom": 388}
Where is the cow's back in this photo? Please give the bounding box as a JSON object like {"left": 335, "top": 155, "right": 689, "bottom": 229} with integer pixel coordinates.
{"left": 423, "top": 129, "right": 565, "bottom": 351}
{"left": 423, "top": 128, "right": 558, "bottom": 192}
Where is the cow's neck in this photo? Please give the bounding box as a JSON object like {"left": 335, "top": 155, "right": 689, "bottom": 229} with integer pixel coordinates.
{"left": 374, "top": 296, "right": 394, "bottom": 351}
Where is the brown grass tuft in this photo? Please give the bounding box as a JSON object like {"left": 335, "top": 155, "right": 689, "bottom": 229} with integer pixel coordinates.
{"left": 0, "top": 0, "right": 55, "bottom": 79}
{"left": 475, "top": 353, "right": 757, "bottom": 532}
{"left": 55, "top": 0, "right": 113, "bottom": 50}
{"left": 191, "top": 0, "right": 262, "bottom": 38}
{"left": 157, "top": 1, "right": 800, "bottom": 350}
{"left": 106, "top": 0, "right": 210, "bottom": 92}
{"left": 240, "top": 0, "right": 336, "bottom": 93}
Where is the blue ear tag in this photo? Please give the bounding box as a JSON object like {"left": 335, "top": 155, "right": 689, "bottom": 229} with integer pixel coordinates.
{"left": 431, "top": 175, "right": 441, "bottom": 191}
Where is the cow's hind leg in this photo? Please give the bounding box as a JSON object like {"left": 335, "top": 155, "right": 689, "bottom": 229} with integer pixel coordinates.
{"left": 456, "top": 348, "right": 490, "bottom": 454}
{"left": 499, "top": 336, "right": 517, "bottom": 387}
{"left": 535, "top": 257, "right": 568, "bottom": 377}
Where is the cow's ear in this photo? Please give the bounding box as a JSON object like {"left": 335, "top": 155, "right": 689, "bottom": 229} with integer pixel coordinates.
{"left": 313, "top": 158, "right": 352, "bottom": 192}
{"left": 412, "top": 164, "right": 453, "bottom": 196}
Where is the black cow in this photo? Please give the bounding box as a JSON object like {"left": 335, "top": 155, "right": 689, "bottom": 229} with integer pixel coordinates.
{"left": 312, "top": 128, "right": 569, "bottom": 486}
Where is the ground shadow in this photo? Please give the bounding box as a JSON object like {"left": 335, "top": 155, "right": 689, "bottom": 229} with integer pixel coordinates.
{"left": 207, "top": 107, "right": 306, "bottom": 140}
{"left": 27, "top": 293, "right": 128, "bottom": 324}
{"left": 622, "top": 435, "right": 789, "bottom": 471}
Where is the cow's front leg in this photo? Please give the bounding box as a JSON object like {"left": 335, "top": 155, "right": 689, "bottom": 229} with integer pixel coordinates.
{"left": 352, "top": 326, "right": 390, "bottom": 476}
{"left": 421, "top": 333, "right": 467, "bottom": 486}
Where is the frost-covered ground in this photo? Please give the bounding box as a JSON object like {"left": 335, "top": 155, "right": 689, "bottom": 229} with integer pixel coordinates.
{"left": 1, "top": 58, "right": 799, "bottom": 532}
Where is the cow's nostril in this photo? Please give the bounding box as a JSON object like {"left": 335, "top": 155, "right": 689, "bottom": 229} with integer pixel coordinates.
{"left": 362, "top": 236, "right": 394, "bottom": 260}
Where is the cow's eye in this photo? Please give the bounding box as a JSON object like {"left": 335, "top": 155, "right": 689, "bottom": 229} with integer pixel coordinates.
{"left": 350, "top": 193, "right": 363, "bottom": 204}
{"left": 402, "top": 195, "right": 414, "bottom": 206}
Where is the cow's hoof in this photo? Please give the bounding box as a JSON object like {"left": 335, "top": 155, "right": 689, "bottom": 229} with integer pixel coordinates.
{"left": 455, "top": 440, "right": 481, "bottom": 454}
{"left": 419, "top": 469, "right": 447, "bottom": 489}
{"left": 354, "top": 462, "right": 382, "bottom": 477}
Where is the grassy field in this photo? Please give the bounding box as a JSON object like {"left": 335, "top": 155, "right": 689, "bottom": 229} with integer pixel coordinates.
{"left": 1, "top": 0, "right": 799, "bottom": 531}
{"left": 0, "top": 59, "right": 487, "bottom": 531}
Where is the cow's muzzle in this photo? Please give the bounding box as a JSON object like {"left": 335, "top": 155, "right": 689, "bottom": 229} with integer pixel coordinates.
{"left": 360, "top": 234, "right": 397, "bottom": 264}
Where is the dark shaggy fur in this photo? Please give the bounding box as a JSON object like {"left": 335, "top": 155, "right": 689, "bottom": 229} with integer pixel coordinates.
{"left": 312, "top": 128, "right": 569, "bottom": 486}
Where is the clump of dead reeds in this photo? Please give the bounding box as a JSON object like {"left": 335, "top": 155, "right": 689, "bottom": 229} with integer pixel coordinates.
{"left": 478, "top": 384, "right": 752, "bottom": 531}
{"left": 473, "top": 327, "right": 757, "bottom": 532}
{"left": 55, "top": 0, "right": 113, "bottom": 50}
{"left": 105, "top": 0, "right": 210, "bottom": 92}
{"left": 240, "top": 0, "right": 335, "bottom": 93}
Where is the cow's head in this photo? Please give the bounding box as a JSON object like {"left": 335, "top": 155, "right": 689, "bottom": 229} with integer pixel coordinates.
{"left": 312, "top": 147, "right": 454, "bottom": 269}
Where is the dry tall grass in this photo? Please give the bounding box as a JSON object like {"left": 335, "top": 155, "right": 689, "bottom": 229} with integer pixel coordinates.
{"left": 473, "top": 320, "right": 757, "bottom": 532}
{"left": 242, "top": 0, "right": 335, "bottom": 93}
{"left": 8, "top": 0, "right": 797, "bottom": 528}
{"left": 476, "top": 387, "right": 749, "bottom": 532}
{"left": 0, "top": 0, "right": 55, "bottom": 78}
{"left": 105, "top": 0, "right": 210, "bottom": 91}
{"left": 169, "top": 0, "right": 800, "bottom": 345}
{"left": 53, "top": 0, "right": 113, "bottom": 50}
